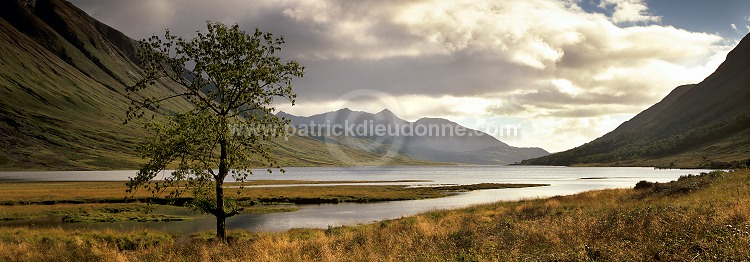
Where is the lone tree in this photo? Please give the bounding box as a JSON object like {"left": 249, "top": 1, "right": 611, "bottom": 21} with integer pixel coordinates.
{"left": 125, "top": 22, "right": 303, "bottom": 241}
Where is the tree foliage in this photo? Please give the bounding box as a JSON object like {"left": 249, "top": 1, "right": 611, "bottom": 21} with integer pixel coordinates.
{"left": 124, "top": 21, "right": 304, "bottom": 240}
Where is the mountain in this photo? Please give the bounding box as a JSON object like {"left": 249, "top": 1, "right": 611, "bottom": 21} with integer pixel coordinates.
{"left": 522, "top": 33, "right": 750, "bottom": 168}
{"left": 278, "top": 109, "right": 550, "bottom": 165}
{"left": 0, "top": 0, "right": 169, "bottom": 170}
{"left": 0, "top": 0, "right": 426, "bottom": 170}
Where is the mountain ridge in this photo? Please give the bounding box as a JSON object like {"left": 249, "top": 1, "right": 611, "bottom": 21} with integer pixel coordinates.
{"left": 0, "top": 0, "right": 169, "bottom": 170}
{"left": 0, "top": 0, "right": 428, "bottom": 170}
{"left": 278, "top": 109, "right": 549, "bottom": 165}
{"left": 522, "top": 33, "right": 750, "bottom": 168}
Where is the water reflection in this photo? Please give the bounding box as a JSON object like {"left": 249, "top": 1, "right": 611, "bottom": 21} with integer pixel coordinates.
{"left": 0, "top": 166, "right": 712, "bottom": 234}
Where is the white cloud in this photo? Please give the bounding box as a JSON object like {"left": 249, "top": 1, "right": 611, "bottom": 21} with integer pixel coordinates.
{"left": 598, "top": 0, "right": 661, "bottom": 24}
{"left": 731, "top": 23, "right": 738, "bottom": 31}
{"left": 70, "top": 0, "right": 736, "bottom": 151}
{"left": 550, "top": 79, "right": 582, "bottom": 97}
{"left": 265, "top": 0, "right": 731, "bottom": 150}
{"left": 277, "top": 94, "right": 501, "bottom": 123}
{"left": 522, "top": 114, "right": 634, "bottom": 152}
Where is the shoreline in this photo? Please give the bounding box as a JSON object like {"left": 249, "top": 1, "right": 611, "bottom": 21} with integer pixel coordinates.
{"left": 0, "top": 181, "right": 547, "bottom": 224}
{"left": 0, "top": 169, "right": 744, "bottom": 260}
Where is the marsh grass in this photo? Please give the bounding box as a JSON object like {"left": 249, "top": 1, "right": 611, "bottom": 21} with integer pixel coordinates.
{"left": 0, "top": 203, "right": 180, "bottom": 222}
{"left": 240, "top": 205, "right": 299, "bottom": 214}
{"left": 1, "top": 170, "right": 749, "bottom": 260}
{"left": 0, "top": 181, "right": 541, "bottom": 225}
{"left": 0, "top": 181, "right": 543, "bottom": 207}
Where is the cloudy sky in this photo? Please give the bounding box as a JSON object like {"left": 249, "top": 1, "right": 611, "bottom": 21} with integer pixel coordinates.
{"left": 70, "top": 0, "right": 750, "bottom": 152}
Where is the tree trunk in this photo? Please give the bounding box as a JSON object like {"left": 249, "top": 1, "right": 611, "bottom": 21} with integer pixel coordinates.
{"left": 216, "top": 210, "right": 226, "bottom": 241}
{"left": 216, "top": 138, "right": 228, "bottom": 241}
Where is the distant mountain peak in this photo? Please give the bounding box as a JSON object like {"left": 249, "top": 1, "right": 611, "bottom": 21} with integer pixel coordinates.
{"left": 415, "top": 117, "right": 457, "bottom": 125}
{"left": 376, "top": 108, "right": 393, "bottom": 115}
{"left": 279, "top": 109, "right": 549, "bottom": 164}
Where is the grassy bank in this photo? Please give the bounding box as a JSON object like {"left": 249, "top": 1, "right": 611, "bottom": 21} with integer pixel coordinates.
{"left": 0, "top": 181, "right": 542, "bottom": 204}
{"left": 0, "top": 170, "right": 747, "bottom": 260}
{"left": 0, "top": 181, "right": 545, "bottom": 222}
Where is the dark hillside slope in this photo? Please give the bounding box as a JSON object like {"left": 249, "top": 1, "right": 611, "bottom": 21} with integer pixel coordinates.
{"left": 0, "top": 0, "right": 189, "bottom": 170}
{"left": 522, "top": 33, "right": 750, "bottom": 168}
{"left": 0, "top": 0, "right": 425, "bottom": 170}
{"left": 596, "top": 84, "right": 696, "bottom": 142}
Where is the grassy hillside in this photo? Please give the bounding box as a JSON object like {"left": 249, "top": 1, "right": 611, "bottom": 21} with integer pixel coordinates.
{"left": 0, "top": 0, "right": 426, "bottom": 170}
{"left": 0, "top": 0, "right": 181, "bottom": 170}
{"left": 523, "top": 33, "right": 750, "bottom": 168}
{"left": 0, "top": 169, "right": 747, "bottom": 260}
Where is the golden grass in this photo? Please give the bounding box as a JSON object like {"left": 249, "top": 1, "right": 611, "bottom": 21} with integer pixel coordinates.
{"left": 0, "top": 181, "right": 541, "bottom": 205}
{"left": 0, "top": 182, "right": 155, "bottom": 202}
{"left": 0, "top": 202, "right": 195, "bottom": 223}
{"left": 0, "top": 203, "right": 145, "bottom": 220}
{"left": 0, "top": 181, "right": 542, "bottom": 222}
{"left": 1, "top": 170, "right": 749, "bottom": 261}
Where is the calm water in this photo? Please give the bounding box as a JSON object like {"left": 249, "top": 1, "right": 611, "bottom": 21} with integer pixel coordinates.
{"left": 0, "top": 166, "right": 712, "bottom": 234}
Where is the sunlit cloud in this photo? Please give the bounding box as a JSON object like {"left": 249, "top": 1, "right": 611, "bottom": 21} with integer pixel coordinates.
{"left": 598, "top": 0, "right": 661, "bottom": 24}
{"left": 71, "top": 0, "right": 739, "bottom": 152}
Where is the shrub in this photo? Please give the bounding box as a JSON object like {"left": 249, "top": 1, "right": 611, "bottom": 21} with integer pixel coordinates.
{"left": 634, "top": 180, "right": 654, "bottom": 190}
